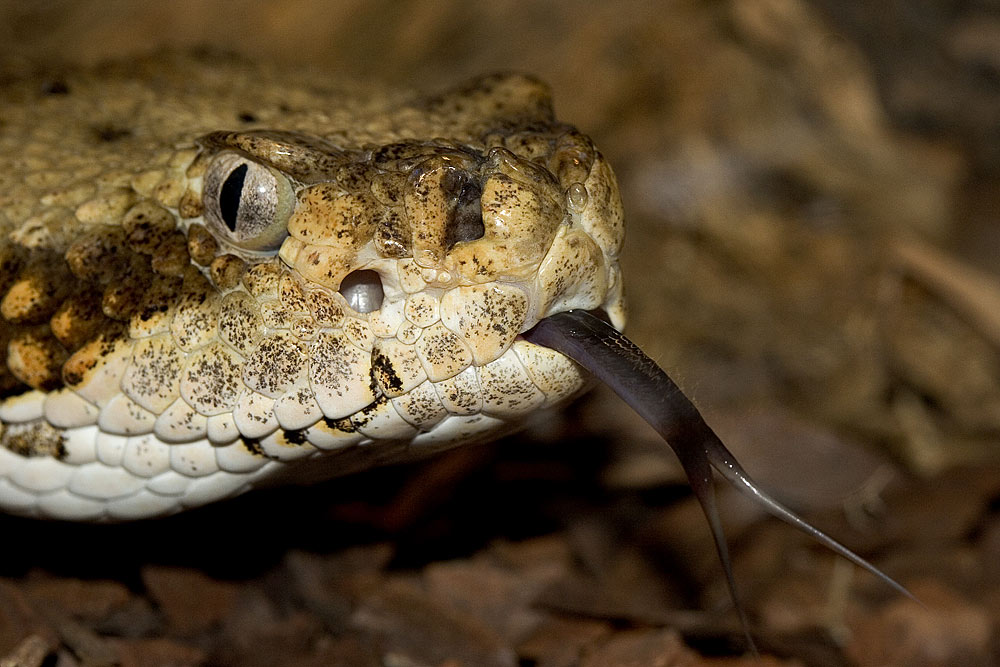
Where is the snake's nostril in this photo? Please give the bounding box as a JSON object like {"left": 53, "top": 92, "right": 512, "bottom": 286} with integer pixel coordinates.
{"left": 338, "top": 269, "right": 384, "bottom": 313}
{"left": 442, "top": 169, "right": 484, "bottom": 249}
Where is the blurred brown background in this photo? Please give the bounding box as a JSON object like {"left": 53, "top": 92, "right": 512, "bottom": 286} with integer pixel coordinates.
{"left": 2, "top": 1, "right": 1000, "bottom": 665}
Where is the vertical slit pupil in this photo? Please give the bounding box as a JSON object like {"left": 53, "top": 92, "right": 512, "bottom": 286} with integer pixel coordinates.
{"left": 219, "top": 163, "right": 249, "bottom": 232}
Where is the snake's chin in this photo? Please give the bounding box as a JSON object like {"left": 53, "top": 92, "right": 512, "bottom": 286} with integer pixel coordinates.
{"left": 523, "top": 309, "right": 915, "bottom": 651}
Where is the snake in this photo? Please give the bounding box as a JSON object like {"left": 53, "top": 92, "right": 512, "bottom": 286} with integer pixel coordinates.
{"left": 0, "top": 53, "right": 908, "bottom": 639}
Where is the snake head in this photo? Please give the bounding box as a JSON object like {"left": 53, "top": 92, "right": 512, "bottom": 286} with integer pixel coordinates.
{"left": 0, "top": 71, "right": 634, "bottom": 522}
{"left": 179, "top": 78, "right": 629, "bottom": 459}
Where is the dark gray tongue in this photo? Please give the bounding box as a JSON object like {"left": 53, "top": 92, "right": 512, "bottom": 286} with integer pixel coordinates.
{"left": 522, "top": 309, "right": 914, "bottom": 647}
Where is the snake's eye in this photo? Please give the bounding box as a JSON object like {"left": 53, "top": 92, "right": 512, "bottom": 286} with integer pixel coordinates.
{"left": 203, "top": 152, "right": 295, "bottom": 252}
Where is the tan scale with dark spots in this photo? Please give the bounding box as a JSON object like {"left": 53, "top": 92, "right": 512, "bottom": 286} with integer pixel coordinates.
{"left": 0, "top": 53, "right": 625, "bottom": 520}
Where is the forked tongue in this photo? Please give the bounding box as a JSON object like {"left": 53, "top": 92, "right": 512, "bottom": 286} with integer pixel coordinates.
{"left": 522, "top": 309, "right": 914, "bottom": 650}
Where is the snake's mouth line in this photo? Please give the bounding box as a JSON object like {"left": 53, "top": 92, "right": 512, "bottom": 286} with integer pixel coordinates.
{"left": 522, "top": 309, "right": 914, "bottom": 649}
